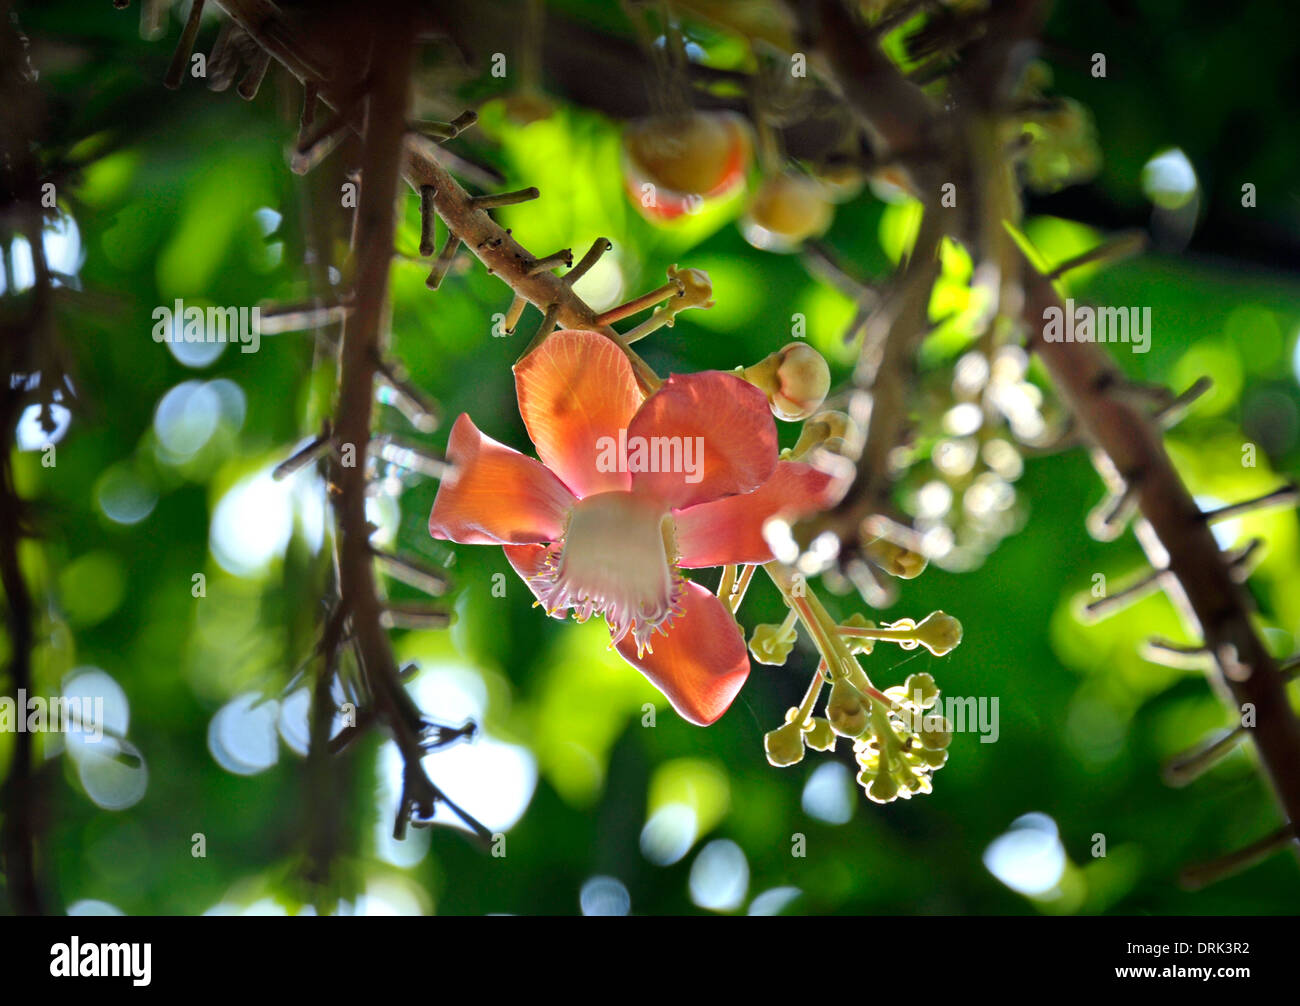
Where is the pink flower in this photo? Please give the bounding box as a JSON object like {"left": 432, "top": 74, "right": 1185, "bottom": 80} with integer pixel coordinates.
{"left": 429, "top": 329, "right": 837, "bottom": 725}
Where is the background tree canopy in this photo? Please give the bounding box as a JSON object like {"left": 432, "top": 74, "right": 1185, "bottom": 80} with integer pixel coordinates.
{"left": 2, "top": 0, "right": 1299, "bottom": 916}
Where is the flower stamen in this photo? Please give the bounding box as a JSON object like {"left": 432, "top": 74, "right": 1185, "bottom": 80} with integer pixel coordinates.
{"left": 528, "top": 492, "right": 685, "bottom": 656}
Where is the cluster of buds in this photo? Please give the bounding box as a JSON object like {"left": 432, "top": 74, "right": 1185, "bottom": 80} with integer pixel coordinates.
{"left": 756, "top": 584, "right": 963, "bottom": 803}
{"left": 764, "top": 704, "right": 839, "bottom": 767}
{"left": 620, "top": 109, "right": 853, "bottom": 254}
{"left": 902, "top": 344, "right": 1061, "bottom": 571}
{"left": 853, "top": 670, "right": 953, "bottom": 804}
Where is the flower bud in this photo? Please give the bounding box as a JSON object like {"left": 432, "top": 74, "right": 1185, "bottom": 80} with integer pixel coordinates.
{"left": 763, "top": 717, "right": 806, "bottom": 767}
{"left": 804, "top": 716, "right": 837, "bottom": 752}
{"left": 742, "top": 172, "right": 834, "bottom": 252}
{"left": 864, "top": 769, "right": 899, "bottom": 804}
{"left": 667, "top": 264, "right": 714, "bottom": 311}
{"left": 773, "top": 343, "right": 830, "bottom": 421}
{"left": 913, "top": 611, "right": 963, "bottom": 656}
{"left": 623, "top": 111, "right": 752, "bottom": 222}
{"left": 791, "top": 410, "right": 854, "bottom": 460}
{"left": 919, "top": 713, "right": 953, "bottom": 751}
{"left": 749, "top": 619, "right": 797, "bottom": 666}
{"left": 838, "top": 612, "right": 876, "bottom": 655}
{"left": 904, "top": 671, "right": 939, "bottom": 709}
{"left": 826, "top": 679, "right": 868, "bottom": 738}
{"left": 913, "top": 746, "right": 948, "bottom": 769}
{"left": 740, "top": 343, "right": 831, "bottom": 422}
{"left": 865, "top": 538, "right": 928, "bottom": 580}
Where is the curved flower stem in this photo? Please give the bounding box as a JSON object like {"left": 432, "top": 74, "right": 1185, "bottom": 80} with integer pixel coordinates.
{"left": 793, "top": 661, "right": 828, "bottom": 724}
{"left": 764, "top": 561, "right": 871, "bottom": 696}
{"left": 776, "top": 607, "right": 799, "bottom": 638}
{"left": 717, "top": 563, "right": 758, "bottom": 614}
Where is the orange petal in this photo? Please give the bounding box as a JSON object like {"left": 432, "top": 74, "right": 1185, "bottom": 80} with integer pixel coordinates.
{"left": 502, "top": 543, "right": 567, "bottom": 619}
{"left": 429, "top": 414, "right": 575, "bottom": 545}
{"left": 614, "top": 581, "right": 749, "bottom": 726}
{"left": 626, "top": 371, "right": 777, "bottom": 509}
{"left": 514, "top": 329, "right": 643, "bottom": 498}
{"left": 674, "top": 461, "right": 839, "bottom": 568}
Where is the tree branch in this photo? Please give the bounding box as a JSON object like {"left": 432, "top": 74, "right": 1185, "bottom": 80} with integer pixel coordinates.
{"left": 788, "top": 0, "right": 1300, "bottom": 876}
{"left": 1024, "top": 266, "right": 1300, "bottom": 859}
{"left": 322, "top": 4, "right": 488, "bottom": 846}
{"left": 211, "top": 0, "right": 660, "bottom": 393}
{"left": 400, "top": 138, "right": 661, "bottom": 392}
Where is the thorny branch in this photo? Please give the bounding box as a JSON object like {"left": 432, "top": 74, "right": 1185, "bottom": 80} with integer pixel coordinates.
{"left": 325, "top": 7, "right": 490, "bottom": 845}
{"left": 211, "top": 0, "right": 661, "bottom": 393}
{"left": 1025, "top": 267, "right": 1300, "bottom": 871}
{"left": 786, "top": 0, "right": 1300, "bottom": 878}
{"left": 172, "top": 0, "right": 1299, "bottom": 883}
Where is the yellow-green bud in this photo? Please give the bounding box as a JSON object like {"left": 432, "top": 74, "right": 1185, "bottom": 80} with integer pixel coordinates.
{"left": 839, "top": 612, "right": 875, "bottom": 655}
{"left": 913, "top": 611, "right": 962, "bottom": 656}
{"left": 804, "top": 716, "right": 837, "bottom": 752}
{"left": 748, "top": 619, "right": 797, "bottom": 666}
{"left": 913, "top": 746, "right": 948, "bottom": 769}
{"left": 919, "top": 714, "right": 953, "bottom": 751}
{"left": 826, "top": 680, "right": 868, "bottom": 738}
{"left": 904, "top": 671, "right": 939, "bottom": 709}
{"left": 865, "top": 538, "right": 928, "bottom": 579}
{"left": 667, "top": 264, "right": 714, "bottom": 311}
{"left": 791, "top": 410, "right": 854, "bottom": 460}
{"left": 865, "top": 770, "right": 899, "bottom": 804}
{"left": 763, "top": 714, "right": 806, "bottom": 767}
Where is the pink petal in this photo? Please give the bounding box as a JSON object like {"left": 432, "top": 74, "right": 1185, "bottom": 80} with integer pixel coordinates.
{"left": 502, "top": 543, "right": 567, "bottom": 619}
{"left": 514, "top": 329, "right": 644, "bottom": 498}
{"left": 429, "top": 414, "right": 575, "bottom": 545}
{"left": 674, "top": 461, "right": 839, "bottom": 568}
{"left": 614, "top": 581, "right": 749, "bottom": 726}
{"left": 626, "top": 371, "right": 777, "bottom": 509}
